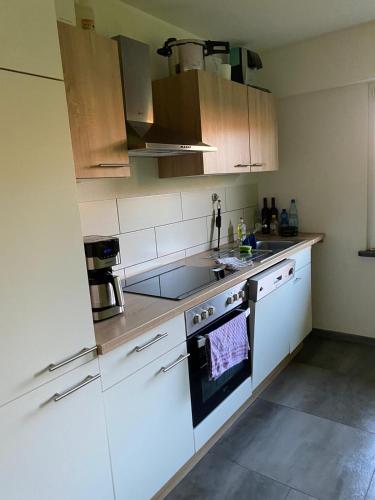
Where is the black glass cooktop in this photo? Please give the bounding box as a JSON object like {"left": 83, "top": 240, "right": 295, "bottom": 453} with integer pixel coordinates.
{"left": 122, "top": 263, "right": 234, "bottom": 300}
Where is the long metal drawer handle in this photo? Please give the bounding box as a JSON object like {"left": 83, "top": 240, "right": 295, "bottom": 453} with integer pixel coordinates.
{"left": 97, "top": 163, "right": 128, "bottom": 167}
{"left": 234, "top": 164, "right": 251, "bottom": 168}
{"left": 53, "top": 374, "right": 100, "bottom": 402}
{"left": 48, "top": 346, "right": 98, "bottom": 372}
{"left": 250, "top": 163, "right": 265, "bottom": 167}
{"left": 135, "top": 333, "right": 168, "bottom": 352}
{"left": 161, "top": 353, "right": 190, "bottom": 373}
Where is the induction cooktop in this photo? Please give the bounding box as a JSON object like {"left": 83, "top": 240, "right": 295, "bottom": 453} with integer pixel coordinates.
{"left": 122, "top": 263, "right": 235, "bottom": 300}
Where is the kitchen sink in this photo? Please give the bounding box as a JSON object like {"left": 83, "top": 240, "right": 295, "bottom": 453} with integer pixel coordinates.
{"left": 209, "top": 240, "right": 298, "bottom": 266}
{"left": 255, "top": 240, "right": 296, "bottom": 252}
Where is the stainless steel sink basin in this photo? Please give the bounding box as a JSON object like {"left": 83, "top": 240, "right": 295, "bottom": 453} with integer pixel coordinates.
{"left": 209, "top": 240, "right": 298, "bottom": 267}
{"left": 255, "top": 240, "right": 295, "bottom": 252}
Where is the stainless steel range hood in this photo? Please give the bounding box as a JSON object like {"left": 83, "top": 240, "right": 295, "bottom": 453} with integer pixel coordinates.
{"left": 114, "top": 35, "right": 217, "bottom": 158}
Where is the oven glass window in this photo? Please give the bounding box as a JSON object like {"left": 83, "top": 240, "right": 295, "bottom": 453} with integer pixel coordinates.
{"left": 200, "top": 361, "right": 247, "bottom": 403}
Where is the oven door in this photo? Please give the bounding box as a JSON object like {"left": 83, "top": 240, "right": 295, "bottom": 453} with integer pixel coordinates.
{"left": 187, "top": 305, "right": 251, "bottom": 427}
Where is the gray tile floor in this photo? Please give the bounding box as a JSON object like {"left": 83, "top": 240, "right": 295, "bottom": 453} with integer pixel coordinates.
{"left": 167, "top": 334, "right": 375, "bottom": 500}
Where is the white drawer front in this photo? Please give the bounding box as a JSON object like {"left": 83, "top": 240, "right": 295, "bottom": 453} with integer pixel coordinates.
{"left": 99, "top": 314, "right": 186, "bottom": 390}
{"left": 292, "top": 247, "right": 311, "bottom": 271}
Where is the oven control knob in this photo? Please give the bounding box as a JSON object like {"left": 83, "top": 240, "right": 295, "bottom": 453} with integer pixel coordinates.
{"left": 208, "top": 306, "right": 215, "bottom": 316}
{"left": 238, "top": 290, "right": 246, "bottom": 299}
{"left": 193, "top": 314, "right": 202, "bottom": 324}
{"left": 201, "top": 309, "right": 209, "bottom": 320}
{"left": 226, "top": 296, "right": 234, "bottom": 305}
{"left": 233, "top": 293, "right": 239, "bottom": 301}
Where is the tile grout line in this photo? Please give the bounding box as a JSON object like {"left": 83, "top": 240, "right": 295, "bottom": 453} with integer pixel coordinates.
{"left": 209, "top": 448, "right": 322, "bottom": 500}
{"left": 257, "top": 396, "right": 375, "bottom": 437}
{"left": 364, "top": 467, "right": 375, "bottom": 500}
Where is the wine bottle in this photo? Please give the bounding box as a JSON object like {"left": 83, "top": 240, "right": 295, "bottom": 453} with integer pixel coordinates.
{"left": 270, "top": 197, "right": 279, "bottom": 221}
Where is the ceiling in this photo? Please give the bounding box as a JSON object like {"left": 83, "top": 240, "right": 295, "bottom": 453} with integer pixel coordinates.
{"left": 123, "top": 0, "right": 375, "bottom": 49}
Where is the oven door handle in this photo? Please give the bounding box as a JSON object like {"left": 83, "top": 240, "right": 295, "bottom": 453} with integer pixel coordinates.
{"left": 233, "top": 307, "right": 251, "bottom": 318}
{"left": 195, "top": 308, "right": 250, "bottom": 349}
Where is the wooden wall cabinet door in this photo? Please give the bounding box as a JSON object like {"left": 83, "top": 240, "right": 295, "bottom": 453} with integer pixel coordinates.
{"left": 57, "top": 22, "right": 130, "bottom": 179}
{"left": 248, "top": 87, "right": 279, "bottom": 172}
{"left": 153, "top": 70, "right": 250, "bottom": 177}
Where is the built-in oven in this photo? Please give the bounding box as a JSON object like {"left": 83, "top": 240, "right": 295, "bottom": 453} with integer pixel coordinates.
{"left": 185, "top": 280, "right": 251, "bottom": 428}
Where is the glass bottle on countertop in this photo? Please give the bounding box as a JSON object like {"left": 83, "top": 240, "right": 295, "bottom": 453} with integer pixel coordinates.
{"left": 261, "top": 198, "right": 270, "bottom": 234}
{"left": 253, "top": 205, "right": 262, "bottom": 233}
{"left": 270, "top": 214, "right": 279, "bottom": 235}
{"left": 237, "top": 217, "right": 247, "bottom": 244}
{"left": 280, "top": 209, "right": 289, "bottom": 236}
{"left": 288, "top": 199, "right": 299, "bottom": 236}
{"left": 270, "top": 197, "right": 279, "bottom": 221}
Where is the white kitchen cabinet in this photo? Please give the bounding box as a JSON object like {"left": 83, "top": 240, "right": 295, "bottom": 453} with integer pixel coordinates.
{"left": 0, "top": 0, "right": 63, "bottom": 79}
{"left": 99, "top": 314, "right": 186, "bottom": 390}
{"left": 286, "top": 263, "right": 312, "bottom": 352}
{"left": 0, "top": 70, "right": 97, "bottom": 406}
{"left": 0, "top": 360, "right": 114, "bottom": 500}
{"left": 104, "top": 342, "right": 195, "bottom": 500}
{"left": 252, "top": 282, "right": 291, "bottom": 390}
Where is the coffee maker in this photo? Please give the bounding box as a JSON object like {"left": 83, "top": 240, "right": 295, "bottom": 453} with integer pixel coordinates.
{"left": 84, "top": 235, "right": 125, "bottom": 322}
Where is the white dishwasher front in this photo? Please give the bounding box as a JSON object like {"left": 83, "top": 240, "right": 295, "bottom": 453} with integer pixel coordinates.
{"left": 249, "top": 259, "right": 296, "bottom": 390}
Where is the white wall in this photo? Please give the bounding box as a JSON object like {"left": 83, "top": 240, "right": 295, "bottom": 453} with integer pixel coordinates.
{"left": 258, "top": 20, "right": 375, "bottom": 98}
{"left": 256, "top": 22, "right": 375, "bottom": 338}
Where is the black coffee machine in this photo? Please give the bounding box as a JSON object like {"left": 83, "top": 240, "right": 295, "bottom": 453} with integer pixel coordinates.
{"left": 84, "top": 235, "right": 125, "bottom": 322}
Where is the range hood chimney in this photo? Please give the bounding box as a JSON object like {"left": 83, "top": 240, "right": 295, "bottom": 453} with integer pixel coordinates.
{"left": 113, "top": 35, "right": 217, "bottom": 158}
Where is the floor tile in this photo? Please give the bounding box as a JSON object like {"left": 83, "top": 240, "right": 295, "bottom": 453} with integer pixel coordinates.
{"left": 261, "top": 362, "right": 375, "bottom": 433}
{"left": 212, "top": 399, "right": 375, "bottom": 500}
{"left": 296, "top": 336, "right": 375, "bottom": 378}
{"left": 286, "top": 489, "right": 317, "bottom": 500}
{"left": 366, "top": 473, "right": 375, "bottom": 499}
{"left": 166, "top": 450, "right": 289, "bottom": 500}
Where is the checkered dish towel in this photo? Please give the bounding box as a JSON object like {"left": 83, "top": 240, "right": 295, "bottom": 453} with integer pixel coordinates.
{"left": 205, "top": 311, "right": 249, "bottom": 380}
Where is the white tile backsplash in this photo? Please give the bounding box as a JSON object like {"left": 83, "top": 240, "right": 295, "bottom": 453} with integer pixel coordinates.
{"left": 79, "top": 199, "right": 119, "bottom": 236}
{"left": 78, "top": 183, "right": 258, "bottom": 277}
{"left": 207, "top": 209, "right": 243, "bottom": 245}
{"left": 118, "top": 229, "right": 157, "bottom": 267}
{"left": 155, "top": 217, "right": 208, "bottom": 257}
{"left": 181, "top": 188, "right": 226, "bottom": 220}
{"left": 124, "top": 250, "right": 186, "bottom": 278}
{"left": 117, "top": 193, "right": 182, "bottom": 233}
{"left": 243, "top": 206, "right": 256, "bottom": 230}
{"left": 226, "top": 184, "right": 258, "bottom": 211}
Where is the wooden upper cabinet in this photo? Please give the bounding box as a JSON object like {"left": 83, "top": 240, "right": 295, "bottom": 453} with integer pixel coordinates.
{"left": 153, "top": 70, "right": 250, "bottom": 177}
{"left": 0, "top": 0, "right": 63, "bottom": 79}
{"left": 248, "top": 87, "right": 279, "bottom": 172}
{"left": 57, "top": 22, "right": 130, "bottom": 179}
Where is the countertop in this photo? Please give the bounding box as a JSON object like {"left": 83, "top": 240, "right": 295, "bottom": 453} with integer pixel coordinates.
{"left": 95, "top": 233, "right": 324, "bottom": 354}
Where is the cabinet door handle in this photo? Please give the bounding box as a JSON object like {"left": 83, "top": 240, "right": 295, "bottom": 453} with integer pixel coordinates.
{"left": 250, "top": 163, "right": 265, "bottom": 167}
{"left": 97, "top": 163, "right": 128, "bottom": 167}
{"left": 53, "top": 374, "right": 100, "bottom": 402}
{"left": 135, "top": 333, "right": 168, "bottom": 352}
{"left": 161, "top": 353, "right": 190, "bottom": 373}
{"left": 48, "top": 346, "right": 97, "bottom": 372}
{"left": 234, "top": 164, "right": 251, "bottom": 168}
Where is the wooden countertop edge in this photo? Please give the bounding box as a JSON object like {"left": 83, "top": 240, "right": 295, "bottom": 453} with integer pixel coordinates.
{"left": 96, "top": 233, "right": 324, "bottom": 355}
